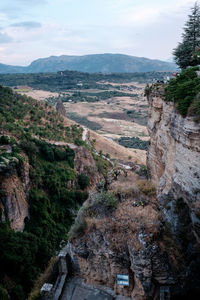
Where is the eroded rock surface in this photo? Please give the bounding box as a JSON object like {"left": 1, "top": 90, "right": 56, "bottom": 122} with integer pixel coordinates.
{"left": 0, "top": 153, "right": 29, "bottom": 231}
{"left": 147, "top": 87, "right": 200, "bottom": 296}
{"left": 67, "top": 172, "right": 182, "bottom": 300}
{"left": 66, "top": 89, "right": 200, "bottom": 299}
{"left": 74, "top": 146, "right": 103, "bottom": 187}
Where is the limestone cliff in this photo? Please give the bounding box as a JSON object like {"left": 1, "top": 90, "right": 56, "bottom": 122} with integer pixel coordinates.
{"left": 147, "top": 87, "right": 200, "bottom": 239}
{"left": 0, "top": 152, "right": 29, "bottom": 231}
{"left": 66, "top": 86, "right": 200, "bottom": 299}
{"left": 67, "top": 171, "right": 182, "bottom": 300}
{"left": 147, "top": 86, "right": 200, "bottom": 296}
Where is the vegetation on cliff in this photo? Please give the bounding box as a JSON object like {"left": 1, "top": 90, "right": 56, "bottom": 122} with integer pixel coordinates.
{"left": 173, "top": 2, "right": 200, "bottom": 69}
{"left": 0, "top": 86, "right": 89, "bottom": 299}
{"left": 164, "top": 67, "right": 200, "bottom": 117}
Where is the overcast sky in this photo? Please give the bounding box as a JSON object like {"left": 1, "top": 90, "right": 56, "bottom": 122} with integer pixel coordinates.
{"left": 0, "top": 0, "right": 197, "bottom": 66}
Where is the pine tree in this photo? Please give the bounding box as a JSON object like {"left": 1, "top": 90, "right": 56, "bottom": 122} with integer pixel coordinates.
{"left": 173, "top": 2, "right": 200, "bottom": 68}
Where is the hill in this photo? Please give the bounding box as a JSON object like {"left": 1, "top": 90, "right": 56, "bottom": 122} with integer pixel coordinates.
{"left": 0, "top": 53, "right": 177, "bottom": 74}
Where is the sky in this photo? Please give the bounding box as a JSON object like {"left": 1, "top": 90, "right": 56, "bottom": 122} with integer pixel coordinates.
{"left": 0, "top": 0, "right": 197, "bottom": 66}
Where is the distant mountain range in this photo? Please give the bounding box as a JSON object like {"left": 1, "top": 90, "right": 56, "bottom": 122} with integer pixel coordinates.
{"left": 0, "top": 53, "right": 177, "bottom": 74}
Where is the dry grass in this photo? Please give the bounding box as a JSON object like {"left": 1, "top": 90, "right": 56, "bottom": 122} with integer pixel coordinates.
{"left": 89, "top": 130, "right": 146, "bottom": 165}
{"left": 17, "top": 88, "right": 59, "bottom": 101}
{"left": 136, "top": 179, "right": 156, "bottom": 196}
{"left": 63, "top": 81, "right": 149, "bottom": 162}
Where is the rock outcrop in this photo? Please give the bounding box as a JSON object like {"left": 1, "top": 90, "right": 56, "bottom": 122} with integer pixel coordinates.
{"left": 56, "top": 100, "right": 66, "bottom": 117}
{"left": 74, "top": 146, "right": 103, "bottom": 187}
{"left": 0, "top": 153, "right": 29, "bottom": 231}
{"left": 67, "top": 172, "right": 183, "bottom": 299}
{"left": 0, "top": 142, "right": 101, "bottom": 232}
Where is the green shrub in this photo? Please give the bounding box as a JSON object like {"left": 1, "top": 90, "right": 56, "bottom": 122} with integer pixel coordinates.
{"left": 104, "top": 193, "right": 118, "bottom": 208}
{"left": 95, "top": 192, "right": 118, "bottom": 208}
{"left": 164, "top": 67, "right": 200, "bottom": 117}
{"left": 78, "top": 173, "right": 90, "bottom": 190}
{"left": 0, "top": 135, "right": 10, "bottom": 145}
{"left": 136, "top": 165, "right": 149, "bottom": 178}
{"left": 93, "top": 153, "right": 109, "bottom": 178}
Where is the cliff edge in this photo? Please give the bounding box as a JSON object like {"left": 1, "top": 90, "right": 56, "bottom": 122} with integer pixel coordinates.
{"left": 147, "top": 85, "right": 200, "bottom": 296}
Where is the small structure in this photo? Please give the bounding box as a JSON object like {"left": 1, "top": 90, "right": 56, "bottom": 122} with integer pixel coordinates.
{"left": 41, "top": 283, "right": 53, "bottom": 300}
{"left": 116, "top": 274, "right": 129, "bottom": 286}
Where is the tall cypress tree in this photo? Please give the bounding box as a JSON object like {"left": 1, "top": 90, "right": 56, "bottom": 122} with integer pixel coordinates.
{"left": 173, "top": 2, "right": 200, "bottom": 68}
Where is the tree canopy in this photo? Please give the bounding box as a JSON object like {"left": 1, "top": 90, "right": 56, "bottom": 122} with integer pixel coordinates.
{"left": 173, "top": 2, "right": 200, "bottom": 68}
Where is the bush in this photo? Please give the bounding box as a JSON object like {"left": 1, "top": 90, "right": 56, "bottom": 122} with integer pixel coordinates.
{"left": 0, "top": 135, "right": 10, "bottom": 145}
{"left": 78, "top": 173, "right": 90, "bottom": 190}
{"left": 95, "top": 192, "right": 118, "bottom": 208}
{"left": 164, "top": 67, "right": 200, "bottom": 117}
{"left": 104, "top": 193, "right": 118, "bottom": 208}
{"left": 93, "top": 153, "right": 109, "bottom": 178}
{"left": 137, "top": 180, "right": 156, "bottom": 196}
{"left": 136, "top": 165, "right": 149, "bottom": 178}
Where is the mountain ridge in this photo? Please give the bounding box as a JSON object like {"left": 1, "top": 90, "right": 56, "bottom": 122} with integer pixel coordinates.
{"left": 0, "top": 53, "right": 177, "bottom": 74}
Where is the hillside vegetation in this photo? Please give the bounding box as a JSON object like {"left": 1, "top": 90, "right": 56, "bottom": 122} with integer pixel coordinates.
{"left": 0, "top": 85, "right": 83, "bottom": 142}
{"left": 0, "top": 86, "right": 90, "bottom": 300}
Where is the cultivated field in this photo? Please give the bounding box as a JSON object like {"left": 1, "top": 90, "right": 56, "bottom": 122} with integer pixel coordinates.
{"left": 17, "top": 81, "right": 149, "bottom": 165}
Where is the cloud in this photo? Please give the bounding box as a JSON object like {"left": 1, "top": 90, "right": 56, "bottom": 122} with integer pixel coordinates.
{"left": 113, "top": 0, "right": 194, "bottom": 27}
{"left": 0, "top": 32, "right": 13, "bottom": 43}
{"left": 10, "top": 21, "right": 42, "bottom": 29}
{"left": 14, "top": 0, "right": 47, "bottom": 5}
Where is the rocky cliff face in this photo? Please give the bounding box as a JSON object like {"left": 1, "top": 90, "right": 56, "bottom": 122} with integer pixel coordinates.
{"left": 74, "top": 146, "right": 102, "bottom": 187}
{"left": 67, "top": 171, "right": 183, "bottom": 300}
{"left": 66, "top": 87, "right": 200, "bottom": 299}
{"left": 0, "top": 142, "right": 101, "bottom": 232}
{"left": 56, "top": 100, "right": 66, "bottom": 117}
{"left": 0, "top": 152, "right": 29, "bottom": 231}
{"left": 147, "top": 88, "right": 200, "bottom": 237}
{"left": 147, "top": 87, "right": 200, "bottom": 296}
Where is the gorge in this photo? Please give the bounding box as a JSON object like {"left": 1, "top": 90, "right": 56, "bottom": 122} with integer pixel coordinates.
{"left": 39, "top": 83, "right": 200, "bottom": 300}
{"left": 0, "top": 76, "right": 200, "bottom": 300}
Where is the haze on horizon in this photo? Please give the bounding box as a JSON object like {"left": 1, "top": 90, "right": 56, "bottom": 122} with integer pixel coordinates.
{"left": 0, "top": 0, "right": 197, "bottom": 66}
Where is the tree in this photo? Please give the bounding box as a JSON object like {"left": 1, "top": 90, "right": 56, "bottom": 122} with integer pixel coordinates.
{"left": 173, "top": 2, "right": 200, "bottom": 68}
